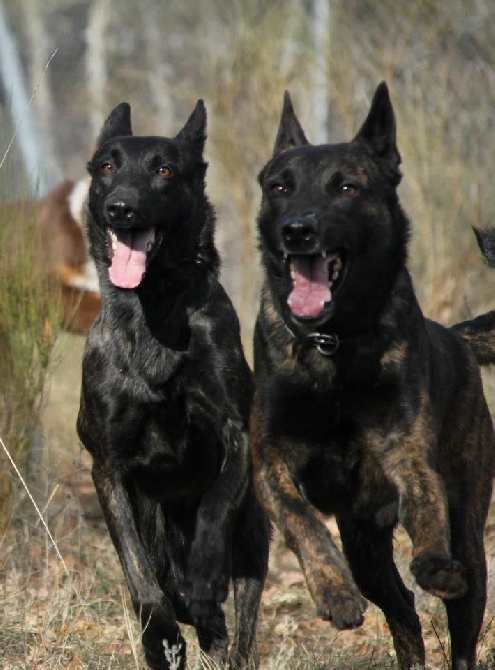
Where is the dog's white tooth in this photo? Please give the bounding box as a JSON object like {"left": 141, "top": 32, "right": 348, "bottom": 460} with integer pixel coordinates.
{"left": 283, "top": 251, "right": 288, "bottom": 260}
{"left": 334, "top": 258, "right": 343, "bottom": 271}
{"left": 321, "top": 250, "right": 327, "bottom": 259}
{"left": 332, "top": 269, "right": 339, "bottom": 281}
{"left": 147, "top": 241, "right": 153, "bottom": 251}
{"left": 110, "top": 231, "right": 118, "bottom": 253}
{"left": 290, "top": 267, "right": 295, "bottom": 280}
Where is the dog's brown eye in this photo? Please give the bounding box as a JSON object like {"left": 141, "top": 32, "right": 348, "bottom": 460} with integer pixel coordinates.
{"left": 157, "top": 165, "right": 173, "bottom": 179}
{"left": 270, "top": 184, "right": 288, "bottom": 197}
{"left": 101, "top": 162, "right": 114, "bottom": 175}
{"left": 340, "top": 183, "right": 358, "bottom": 197}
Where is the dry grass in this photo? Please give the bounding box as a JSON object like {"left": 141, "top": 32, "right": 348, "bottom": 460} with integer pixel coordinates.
{"left": 2, "top": 479, "right": 495, "bottom": 669}
{"left": 0, "top": 198, "right": 61, "bottom": 532}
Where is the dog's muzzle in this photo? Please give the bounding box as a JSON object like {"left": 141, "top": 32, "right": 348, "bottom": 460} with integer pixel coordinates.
{"left": 281, "top": 215, "right": 319, "bottom": 254}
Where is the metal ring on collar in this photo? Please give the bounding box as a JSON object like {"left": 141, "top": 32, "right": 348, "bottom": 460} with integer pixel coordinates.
{"left": 305, "top": 332, "right": 340, "bottom": 356}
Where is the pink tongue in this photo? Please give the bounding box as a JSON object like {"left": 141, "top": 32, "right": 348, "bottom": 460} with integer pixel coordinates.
{"left": 108, "top": 228, "right": 155, "bottom": 289}
{"left": 287, "top": 255, "right": 331, "bottom": 318}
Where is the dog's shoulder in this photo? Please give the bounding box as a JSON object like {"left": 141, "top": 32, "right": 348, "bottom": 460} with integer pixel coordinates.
{"left": 191, "top": 277, "right": 251, "bottom": 368}
{"left": 192, "top": 278, "right": 241, "bottom": 330}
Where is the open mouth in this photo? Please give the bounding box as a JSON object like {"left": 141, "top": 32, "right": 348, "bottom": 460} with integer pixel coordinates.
{"left": 285, "top": 251, "right": 345, "bottom": 319}
{"left": 107, "top": 226, "right": 156, "bottom": 289}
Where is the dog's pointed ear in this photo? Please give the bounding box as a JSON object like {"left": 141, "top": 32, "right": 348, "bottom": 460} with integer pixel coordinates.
{"left": 98, "top": 103, "right": 132, "bottom": 146}
{"left": 473, "top": 226, "right": 495, "bottom": 268}
{"left": 176, "top": 100, "right": 206, "bottom": 150}
{"left": 273, "top": 91, "right": 309, "bottom": 156}
{"left": 353, "top": 82, "right": 401, "bottom": 185}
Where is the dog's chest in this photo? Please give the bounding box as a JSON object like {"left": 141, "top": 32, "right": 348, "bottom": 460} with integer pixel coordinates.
{"left": 124, "top": 406, "right": 222, "bottom": 501}
{"left": 295, "top": 443, "right": 357, "bottom": 514}
{"left": 269, "top": 380, "right": 398, "bottom": 516}
{"left": 295, "top": 442, "right": 396, "bottom": 517}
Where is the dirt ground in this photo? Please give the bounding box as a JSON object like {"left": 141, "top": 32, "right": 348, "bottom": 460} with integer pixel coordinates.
{"left": 3, "top": 331, "right": 494, "bottom": 669}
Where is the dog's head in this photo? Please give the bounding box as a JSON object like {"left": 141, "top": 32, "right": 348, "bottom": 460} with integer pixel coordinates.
{"left": 87, "top": 101, "right": 218, "bottom": 289}
{"left": 257, "top": 82, "right": 409, "bottom": 334}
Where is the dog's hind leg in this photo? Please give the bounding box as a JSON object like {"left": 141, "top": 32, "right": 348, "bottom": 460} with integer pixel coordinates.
{"left": 92, "top": 461, "right": 186, "bottom": 670}
{"left": 338, "top": 513, "right": 425, "bottom": 670}
{"left": 229, "top": 486, "right": 270, "bottom": 670}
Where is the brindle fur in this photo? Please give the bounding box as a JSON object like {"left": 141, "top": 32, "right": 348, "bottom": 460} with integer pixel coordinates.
{"left": 77, "top": 102, "right": 269, "bottom": 670}
{"left": 251, "top": 83, "right": 495, "bottom": 670}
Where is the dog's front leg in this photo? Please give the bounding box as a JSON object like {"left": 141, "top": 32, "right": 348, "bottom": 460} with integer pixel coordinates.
{"left": 185, "top": 418, "right": 250, "bottom": 623}
{"left": 92, "top": 461, "right": 186, "bottom": 670}
{"left": 381, "top": 440, "right": 468, "bottom": 600}
{"left": 250, "top": 399, "right": 366, "bottom": 630}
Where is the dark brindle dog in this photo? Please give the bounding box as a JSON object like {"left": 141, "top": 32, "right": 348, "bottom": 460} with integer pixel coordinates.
{"left": 250, "top": 82, "right": 494, "bottom": 670}
{"left": 77, "top": 102, "right": 269, "bottom": 670}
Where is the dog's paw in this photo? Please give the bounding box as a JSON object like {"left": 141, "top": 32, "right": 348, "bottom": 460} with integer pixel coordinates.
{"left": 314, "top": 584, "right": 367, "bottom": 629}
{"left": 410, "top": 553, "right": 468, "bottom": 600}
{"left": 185, "top": 581, "right": 227, "bottom": 629}
{"left": 139, "top": 602, "right": 186, "bottom": 670}
{"left": 185, "top": 538, "right": 229, "bottom": 627}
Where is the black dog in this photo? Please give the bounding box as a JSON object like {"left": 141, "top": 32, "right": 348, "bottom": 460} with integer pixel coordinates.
{"left": 77, "top": 101, "right": 269, "bottom": 670}
{"left": 250, "top": 82, "right": 494, "bottom": 670}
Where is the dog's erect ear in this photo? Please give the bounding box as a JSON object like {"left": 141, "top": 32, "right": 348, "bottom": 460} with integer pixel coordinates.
{"left": 353, "top": 82, "right": 402, "bottom": 185}
{"left": 98, "top": 103, "right": 133, "bottom": 147}
{"left": 273, "top": 91, "right": 309, "bottom": 156}
{"left": 176, "top": 100, "right": 206, "bottom": 150}
{"left": 473, "top": 227, "right": 495, "bottom": 268}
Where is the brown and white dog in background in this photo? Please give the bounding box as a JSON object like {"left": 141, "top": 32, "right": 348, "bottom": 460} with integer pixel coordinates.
{"left": 38, "top": 177, "right": 100, "bottom": 333}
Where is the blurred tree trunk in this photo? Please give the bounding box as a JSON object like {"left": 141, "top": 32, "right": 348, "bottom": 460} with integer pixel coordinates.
{"left": 312, "top": 0, "right": 330, "bottom": 143}
{"left": 19, "top": 0, "right": 56, "bottom": 189}
{"left": 86, "top": 0, "right": 110, "bottom": 139}
{"left": 140, "top": 0, "right": 174, "bottom": 121}
{"left": 0, "top": 0, "right": 50, "bottom": 194}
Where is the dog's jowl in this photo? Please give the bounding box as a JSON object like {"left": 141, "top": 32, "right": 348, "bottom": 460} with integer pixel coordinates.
{"left": 251, "top": 82, "right": 494, "bottom": 670}
{"left": 77, "top": 102, "right": 269, "bottom": 670}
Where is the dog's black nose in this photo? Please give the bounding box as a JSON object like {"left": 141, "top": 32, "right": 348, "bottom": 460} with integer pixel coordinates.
{"left": 105, "top": 200, "right": 136, "bottom": 222}
{"left": 281, "top": 216, "right": 318, "bottom": 252}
